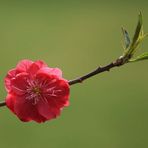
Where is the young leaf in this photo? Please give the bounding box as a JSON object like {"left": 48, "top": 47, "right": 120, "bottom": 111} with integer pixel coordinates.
{"left": 122, "top": 12, "right": 147, "bottom": 63}
{"left": 122, "top": 27, "right": 130, "bottom": 49}
{"left": 129, "top": 52, "right": 148, "bottom": 62}
{"left": 131, "top": 12, "right": 143, "bottom": 47}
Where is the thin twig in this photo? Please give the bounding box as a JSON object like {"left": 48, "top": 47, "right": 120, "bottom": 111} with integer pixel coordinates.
{"left": 0, "top": 101, "right": 6, "bottom": 107}
{"left": 68, "top": 57, "right": 124, "bottom": 85}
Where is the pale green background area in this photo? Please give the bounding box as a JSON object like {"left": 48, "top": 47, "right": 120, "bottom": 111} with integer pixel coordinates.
{"left": 0, "top": 0, "right": 148, "bottom": 148}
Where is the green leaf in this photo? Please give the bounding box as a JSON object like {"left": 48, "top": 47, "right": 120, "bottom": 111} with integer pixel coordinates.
{"left": 131, "top": 12, "right": 143, "bottom": 47}
{"left": 122, "top": 27, "right": 130, "bottom": 49}
{"left": 129, "top": 52, "right": 148, "bottom": 62}
{"left": 122, "top": 12, "right": 148, "bottom": 62}
{"left": 120, "top": 12, "right": 148, "bottom": 64}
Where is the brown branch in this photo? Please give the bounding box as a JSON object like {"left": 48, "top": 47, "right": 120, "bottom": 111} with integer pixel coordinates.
{"left": 68, "top": 57, "right": 124, "bottom": 85}
{"left": 0, "top": 101, "right": 6, "bottom": 107}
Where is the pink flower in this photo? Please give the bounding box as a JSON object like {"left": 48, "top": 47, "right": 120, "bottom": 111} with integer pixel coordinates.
{"left": 5, "top": 60, "right": 70, "bottom": 123}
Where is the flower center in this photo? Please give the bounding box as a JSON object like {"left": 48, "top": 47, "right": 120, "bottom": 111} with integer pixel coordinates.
{"left": 26, "top": 79, "right": 62, "bottom": 105}
{"left": 32, "top": 87, "right": 41, "bottom": 95}
{"left": 26, "top": 85, "right": 42, "bottom": 105}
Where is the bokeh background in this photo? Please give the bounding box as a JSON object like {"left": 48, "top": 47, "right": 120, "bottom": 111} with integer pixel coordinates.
{"left": 0, "top": 0, "right": 148, "bottom": 148}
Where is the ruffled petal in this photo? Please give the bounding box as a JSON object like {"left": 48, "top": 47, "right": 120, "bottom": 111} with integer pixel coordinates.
{"left": 5, "top": 69, "right": 18, "bottom": 92}
{"left": 11, "top": 73, "right": 29, "bottom": 95}
{"left": 37, "top": 98, "right": 61, "bottom": 120}
{"left": 6, "top": 93, "right": 16, "bottom": 113}
{"left": 49, "top": 68, "right": 62, "bottom": 77}
{"left": 36, "top": 72, "right": 70, "bottom": 107}
{"left": 38, "top": 67, "right": 62, "bottom": 77}
{"left": 36, "top": 72, "right": 58, "bottom": 89}
{"left": 54, "top": 79, "right": 70, "bottom": 99}
{"left": 27, "top": 60, "right": 47, "bottom": 76}
{"left": 14, "top": 95, "right": 46, "bottom": 123}
{"left": 46, "top": 79, "right": 70, "bottom": 107}
{"left": 16, "top": 59, "right": 33, "bottom": 72}
{"left": 34, "top": 60, "right": 47, "bottom": 68}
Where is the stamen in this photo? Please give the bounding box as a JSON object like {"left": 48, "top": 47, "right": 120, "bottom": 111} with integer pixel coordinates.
{"left": 25, "top": 78, "right": 61, "bottom": 105}
{"left": 25, "top": 80, "right": 42, "bottom": 105}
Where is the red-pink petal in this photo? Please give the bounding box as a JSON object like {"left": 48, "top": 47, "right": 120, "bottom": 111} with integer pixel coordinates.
{"left": 37, "top": 99, "right": 60, "bottom": 120}
{"left": 36, "top": 72, "right": 70, "bottom": 107}
{"left": 38, "top": 67, "right": 62, "bottom": 77}
{"left": 6, "top": 93, "right": 16, "bottom": 113}
{"left": 49, "top": 68, "right": 62, "bottom": 77}
{"left": 34, "top": 60, "right": 47, "bottom": 68}
{"left": 16, "top": 59, "right": 33, "bottom": 72}
{"left": 5, "top": 69, "right": 18, "bottom": 92}
{"left": 27, "top": 60, "right": 47, "bottom": 76}
{"left": 14, "top": 95, "right": 46, "bottom": 123}
{"left": 11, "top": 73, "right": 29, "bottom": 95}
{"left": 45, "top": 80, "right": 70, "bottom": 107}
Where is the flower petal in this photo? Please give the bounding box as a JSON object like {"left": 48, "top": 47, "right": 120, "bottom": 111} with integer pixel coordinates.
{"left": 36, "top": 72, "right": 70, "bottom": 107}
{"left": 34, "top": 60, "right": 47, "bottom": 68}
{"left": 45, "top": 79, "right": 70, "bottom": 107}
{"left": 16, "top": 59, "right": 33, "bottom": 72}
{"left": 27, "top": 60, "right": 48, "bottom": 76}
{"left": 14, "top": 95, "right": 46, "bottom": 123}
{"left": 37, "top": 98, "right": 61, "bottom": 120}
{"left": 49, "top": 68, "right": 62, "bottom": 77}
{"left": 11, "top": 73, "right": 29, "bottom": 95}
{"left": 5, "top": 69, "right": 18, "bottom": 92}
{"left": 6, "top": 93, "right": 16, "bottom": 113}
{"left": 38, "top": 67, "right": 62, "bottom": 77}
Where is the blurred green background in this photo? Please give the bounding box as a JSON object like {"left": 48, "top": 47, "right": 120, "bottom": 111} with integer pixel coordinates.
{"left": 0, "top": 0, "right": 148, "bottom": 148}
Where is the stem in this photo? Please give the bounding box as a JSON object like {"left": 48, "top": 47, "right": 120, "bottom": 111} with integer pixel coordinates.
{"left": 0, "top": 101, "right": 6, "bottom": 107}
{"left": 68, "top": 57, "right": 124, "bottom": 85}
